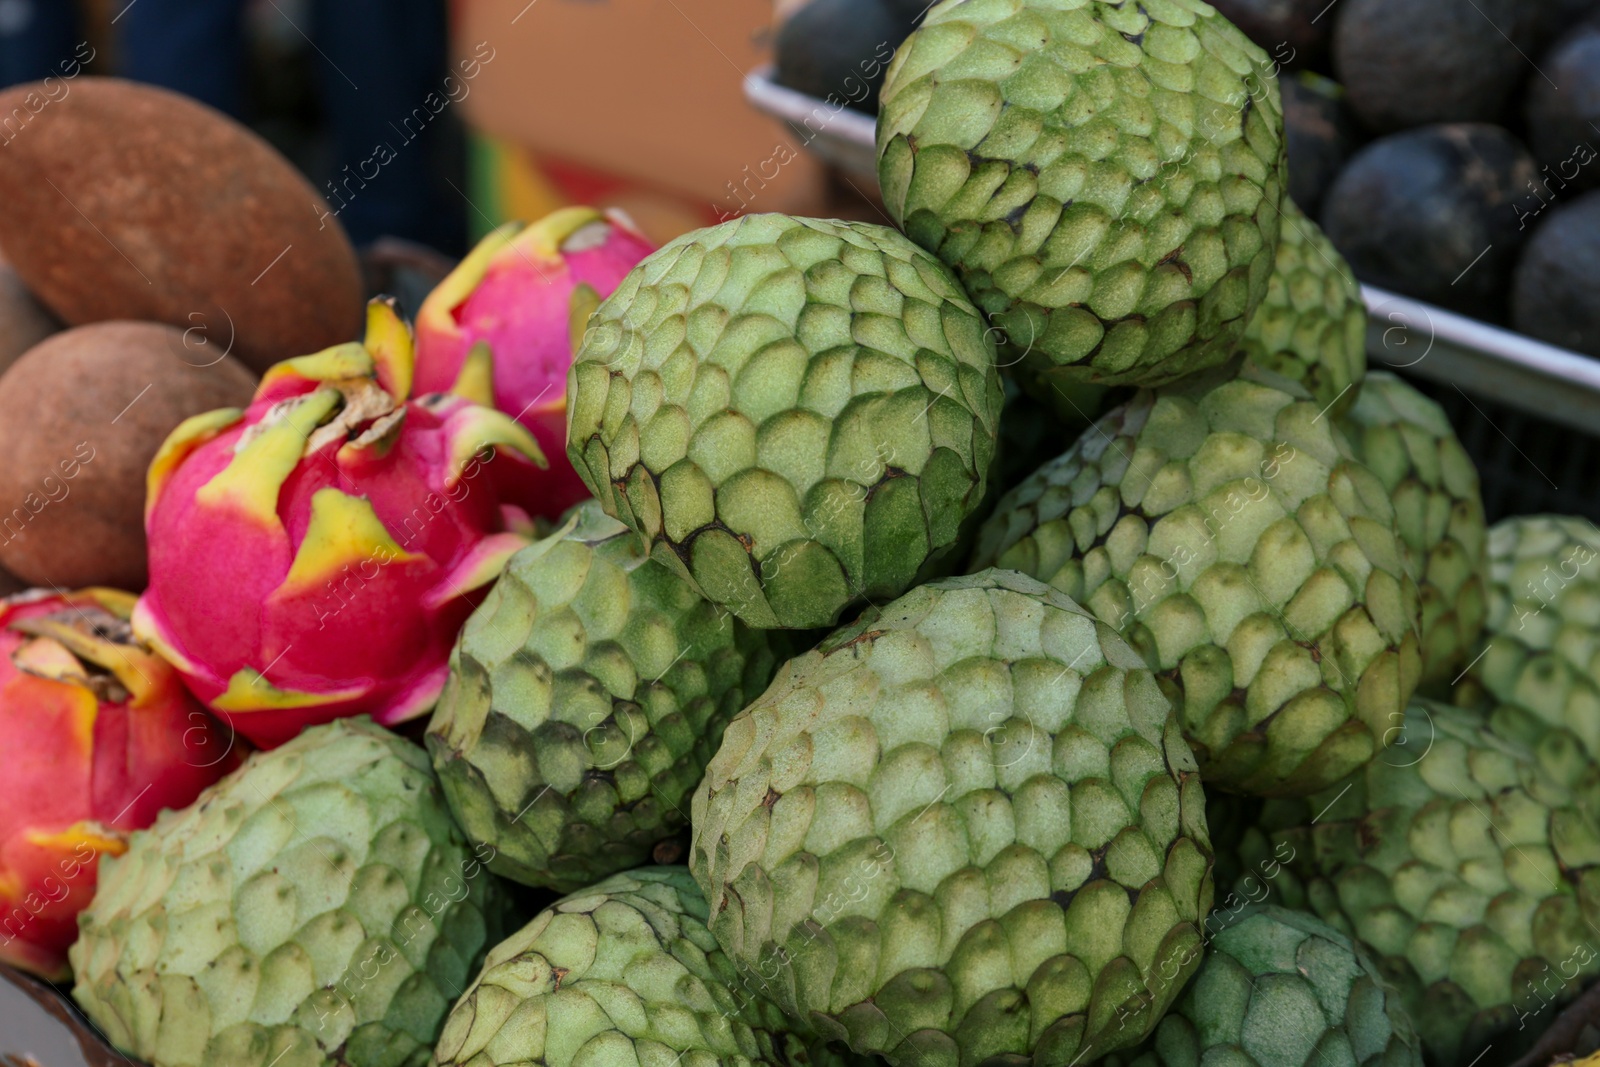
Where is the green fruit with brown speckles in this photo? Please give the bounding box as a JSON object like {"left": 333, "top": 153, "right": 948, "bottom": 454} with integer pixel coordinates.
{"left": 690, "top": 570, "right": 1213, "bottom": 1067}
{"left": 971, "top": 378, "right": 1423, "bottom": 797}
{"left": 566, "top": 214, "right": 1004, "bottom": 631}
{"left": 427, "top": 501, "right": 780, "bottom": 894}
{"left": 877, "top": 0, "right": 1287, "bottom": 390}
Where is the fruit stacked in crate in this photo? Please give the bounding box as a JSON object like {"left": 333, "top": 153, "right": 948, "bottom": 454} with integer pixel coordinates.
{"left": 2, "top": 7, "right": 1599, "bottom": 1067}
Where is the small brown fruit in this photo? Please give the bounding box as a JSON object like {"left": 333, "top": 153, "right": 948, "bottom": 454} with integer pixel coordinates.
{"left": 0, "top": 322, "right": 257, "bottom": 589}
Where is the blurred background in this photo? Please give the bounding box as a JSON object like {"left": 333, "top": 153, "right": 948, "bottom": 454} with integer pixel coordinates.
{"left": 0, "top": 0, "right": 852, "bottom": 257}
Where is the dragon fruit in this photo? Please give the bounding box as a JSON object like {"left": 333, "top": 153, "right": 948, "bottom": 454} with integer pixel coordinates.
{"left": 0, "top": 587, "right": 236, "bottom": 980}
{"left": 133, "top": 298, "right": 546, "bottom": 749}
{"left": 414, "top": 206, "right": 656, "bottom": 516}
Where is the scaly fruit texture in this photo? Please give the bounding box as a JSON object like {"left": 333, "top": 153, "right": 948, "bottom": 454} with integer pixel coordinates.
{"left": 1459, "top": 516, "right": 1600, "bottom": 761}
{"left": 0, "top": 588, "right": 236, "bottom": 980}
{"left": 426, "top": 500, "right": 779, "bottom": 893}
{"left": 71, "top": 717, "right": 507, "bottom": 1067}
{"left": 134, "top": 299, "right": 547, "bottom": 748}
{"left": 1237, "top": 199, "right": 1366, "bottom": 418}
{"left": 415, "top": 207, "right": 656, "bottom": 518}
{"left": 690, "top": 570, "right": 1213, "bottom": 1067}
{"left": 1341, "top": 373, "right": 1487, "bottom": 695}
{"left": 435, "top": 867, "right": 854, "bottom": 1067}
{"left": 566, "top": 213, "right": 1004, "bottom": 631}
{"left": 876, "top": 0, "right": 1286, "bottom": 390}
{"left": 1103, "top": 906, "right": 1424, "bottom": 1067}
{"left": 971, "top": 378, "right": 1423, "bottom": 797}
{"left": 1240, "top": 701, "right": 1600, "bottom": 1066}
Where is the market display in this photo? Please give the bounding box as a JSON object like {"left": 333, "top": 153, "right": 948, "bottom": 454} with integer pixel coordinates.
{"left": 1215, "top": 700, "right": 1600, "bottom": 1064}
{"left": 775, "top": 0, "right": 1600, "bottom": 358}
{"left": 1, "top": 2, "right": 1598, "bottom": 1066}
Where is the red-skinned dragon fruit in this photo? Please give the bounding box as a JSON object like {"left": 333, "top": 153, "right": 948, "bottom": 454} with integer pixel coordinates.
{"left": 133, "top": 299, "right": 547, "bottom": 748}
{"left": 0, "top": 588, "right": 237, "bottom": 980}
{"left": 414, "top": 206, "right": 655, "bottom": 516}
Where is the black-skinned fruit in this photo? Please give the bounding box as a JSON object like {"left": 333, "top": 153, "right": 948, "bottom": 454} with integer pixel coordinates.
{"left": 1524, "top": 19, "right": 1600, "bottom": 196}
{"left": 1516, "top": 0, "right": 1600, "bottom": 56}
{"left": 774, "top": 0, "right": 909, "bottom": 114}
{"left": 1512, "top": 191, "right": 1600, "bottom": 357}
{"left": 1333, "top": 0, "right": 1524, "bottom": 132}
{"left": 1322, "top": 124, "right": 1538, "bottom": 317}
{"left": 1282, "top": 72, "right": 1361, "bottom": 216}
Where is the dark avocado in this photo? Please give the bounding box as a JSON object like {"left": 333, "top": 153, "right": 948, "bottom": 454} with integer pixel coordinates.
{"left": 1282, "top": 72, "right": 1361, "bottom": 216}
{"left": 1516, "top": 0, "right": 1599, "bottom": 55}
{"left": 775, "top": 0, "right": 910, "bottom": 114}
{"left": 1512, "top": 191, "right": 1600, "bottom": 357}
{"left": 1333, "top": 0, "right": 1525, "bottom": 132}
{"left": 1523, "top": 19, "right": 1600, "bottom": 195}
{"left": 1321, "top": 124, "right": 1538, "bottom": 317}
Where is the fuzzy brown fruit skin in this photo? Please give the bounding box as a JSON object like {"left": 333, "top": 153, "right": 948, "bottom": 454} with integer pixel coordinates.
{"left": 0, "top": 322, "right": 257, "bottom": 589}
{"left": 0, "top": 78, "right": 363, "bottom": 374}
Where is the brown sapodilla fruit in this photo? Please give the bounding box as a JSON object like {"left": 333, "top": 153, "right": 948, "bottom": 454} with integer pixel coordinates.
{"left": 0, "top": 77, "right": 363, "bottom": 374}
{"left": 0, "top": 321, "right": 257, "bottom": 590}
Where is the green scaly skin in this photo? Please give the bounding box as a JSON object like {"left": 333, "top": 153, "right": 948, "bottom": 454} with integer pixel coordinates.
{"left": 433, "top": 868, "right": 867, "bottom": 1067}
{"left": 70, "top": 719, "right": 509, "bottom": 1067}
{"left": 1457, "top": 516, "right": 1600, "bottom": 761}
{"left": 1339, "top": 373, "right": 1488, "bottom": 696}
{"left": 1102, "top": 906, "right": 1424, "bottom": 1067}
{"left": 690, "top": 570, "right": 1213, "bottom": 1067}
{"left": 1216, "top": 700, "right": 1600, "bottom": 1066}
{"left": 970, "top": 377, "right": 1423, "bottom": 797}
{"left": 566, "top": 213, "right": 1004, "bottom": 632}
{"left": 1237, "top": 199, "right": 1367, "bottom": 419}
{"left": 876, "top": 0, "right": 1286, "bottom": 390}
{"left": 426, "top": 501, "right": 780, "bottom": 894}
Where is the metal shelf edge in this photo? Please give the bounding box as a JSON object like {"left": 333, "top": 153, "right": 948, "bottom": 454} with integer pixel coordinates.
{"left": 1362, "top": 286, "right": 1600, "bottom": 433}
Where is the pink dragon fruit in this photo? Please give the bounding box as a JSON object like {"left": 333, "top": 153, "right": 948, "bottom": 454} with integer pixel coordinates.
{"left": 133, "top": 298, "right": 546, "bottom": 749}
{"left": 0, "top": 587, "right": 237, "bottom": 980}
{"left": 414, "top": 206, "right": 656, "bottom": 516}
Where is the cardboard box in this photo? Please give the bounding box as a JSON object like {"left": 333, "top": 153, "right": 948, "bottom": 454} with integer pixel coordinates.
{"left": 451, "top": 0, "right": 828, "bottom": 243}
